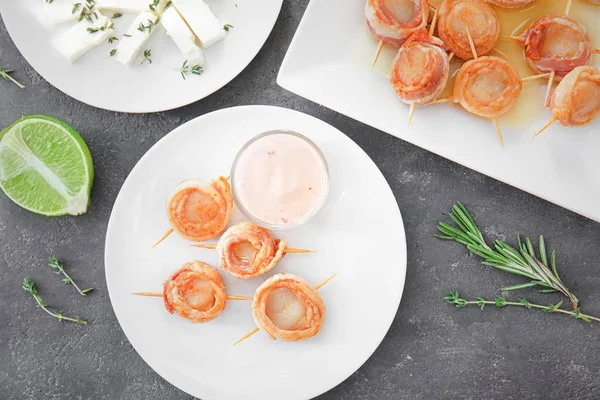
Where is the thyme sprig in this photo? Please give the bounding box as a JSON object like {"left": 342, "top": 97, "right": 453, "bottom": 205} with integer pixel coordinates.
{"left": 48, "top": 256, "right": 93, "bottom": 296}
{"left": 22, "top": 278, "right": 87, "bottom": 324}
{"left": 137, "top": 18, "right": 160, "bottom": 33}
{"left": 437, "top": 202, "right": 579, "bottom": 308}
{"left": 178, "top": 60, "right": 202, "bottom": 80}
{"left": 141, "top": 49, "right": 152, "bottom": 64}
{"left": 444, "top": 291, "right": 599, "bottom": 323}
{"left": 0, "top": 68, "right": 25, "bottom": 89}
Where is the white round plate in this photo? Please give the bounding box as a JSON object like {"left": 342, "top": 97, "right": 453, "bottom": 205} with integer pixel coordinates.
{"left": 0, "top": 1, "right": 282, "bottom": 113}
{"left": 104, "top": 106, "right": 407, "bottom": 400}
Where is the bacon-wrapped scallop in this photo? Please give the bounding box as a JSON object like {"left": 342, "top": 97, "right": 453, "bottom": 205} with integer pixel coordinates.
{"left": 216, "top": 222, "right": 286, "bottom": 279}
{"left": 163, "top": 260, "right": 228, "bottom": 323}
{"left": 390, "top": 28, "right": 450, "bottom": 106}
{"left": 437, "top": 0, "right": 500, "bottom": 61}
{"left": 252, "top": 273, "right": 326, "bottom": 341}
{"left": 548, "top": 66, "right": 600, "bottom": 127}
{"left": 167, "top": 177, "right": 233, "bottom": 242}
{"left": 453, "top": 56, "right": 522, "bottom": 119}
{"left": 365, "top": 0, "right": 429, "bottom": 46}
{"left": 519, "top": 15, "right": 592, "bottom": 81}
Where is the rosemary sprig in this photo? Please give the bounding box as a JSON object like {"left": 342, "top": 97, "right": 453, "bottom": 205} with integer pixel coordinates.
{"left": 178, "top": 60, "right": 202, "bottom": 80}
{"left": 444, "top": 291, "right": 599, "bottom": 323}
{"left": 437, "top": 202, "right": 579, "bottom": 308}
{"left": 0, "top": 68, "right": 25, "bottom": 89}
{"left": 223, "top": 23, "right": 233, "bottom": 31}
{"left": 22, "top": 278, "right": 87, "bottom": 324}
{"left": 72, "top": 2, "right": 81, "bottom": 14}
{"left": 48, "top": 256, "right": 93, "bottom": 296}
{"left": 141, "top": 49, "right": 152, "bottom": 64}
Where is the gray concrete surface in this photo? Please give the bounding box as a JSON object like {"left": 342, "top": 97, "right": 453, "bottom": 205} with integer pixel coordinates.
{"left": 2, "top": 1, "right": 600, "bottom": 399}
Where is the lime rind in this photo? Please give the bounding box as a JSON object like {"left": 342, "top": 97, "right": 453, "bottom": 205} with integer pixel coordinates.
{"left": 0, "top": 115, "right": 94, "bottom": 216}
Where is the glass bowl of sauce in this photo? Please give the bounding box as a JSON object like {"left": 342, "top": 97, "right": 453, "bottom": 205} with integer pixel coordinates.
{"left": 231, "top": 130, "right": 329, "bottom": 230}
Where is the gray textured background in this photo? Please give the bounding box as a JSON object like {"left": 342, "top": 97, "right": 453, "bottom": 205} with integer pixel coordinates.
{"left": 2, "top": 1, "right": 600, "bottom": 399}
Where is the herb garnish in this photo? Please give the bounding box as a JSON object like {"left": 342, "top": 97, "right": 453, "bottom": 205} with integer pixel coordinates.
{"left": 137, "top": 18, "right": 160, "bottom": 33}
{"left": 149, "top": 0, "right": 160, "bottom": 12}
{"left": 22, "top": 278, "right": 87, "bottom": 324}
{"left": 437, "top": 202, "right": 579, "bottom": 308}
{"left": 112, "top": 12, "right": 123, "bottom": 18}
{"left": 123, "top": 33, "right": 132, "bottom": 37}
{"left": 178, "top": 60, "right": 202, "bottom": 80}
{"left": 48, "top": 256, "right": 93, "bottom": 296}
{"left": 0, "top": 68, "right": 25, "bottom": 89}
{"left": 72, "top": 2, "right": 81, "bottom": 14}
{"left": 223, "top": 24, "right": 233, "bottom": 31}
{"left": 87, "top": 21, "right": 114, "bottom": 33}
{"left": 444, "top": 291, "right": 600, "bottom": 323}
{"left": 141, "top": 49, "right": 152, "bottom": 64}
{"left": 110, "top": 49, "right": 117, "bottom": 56}
{"left": 108, "top": 36, "right": 118, "bottom": 44}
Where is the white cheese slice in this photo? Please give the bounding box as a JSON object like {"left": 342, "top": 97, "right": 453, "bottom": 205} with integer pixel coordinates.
{"left": 53, "top": 11, "right": 115, "bottom": 63}
{"left": 95, "top": 0, "right": 149, "bottom": 13}
{"left": 171, "top": 0, "right": 225, "bottom": 48}
{"left": 114, "top": 11, "right": 159, "bottom": 66}
{"left": 43, "top": 0, "right": 80, "bottom": 24}
{"left": 161, "top": 7, "right": 204, "bottom": 66}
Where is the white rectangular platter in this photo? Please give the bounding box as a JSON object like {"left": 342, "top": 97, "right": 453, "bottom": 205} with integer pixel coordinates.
{"left": 277, "top": 0, "right": 600, "bottom": 222}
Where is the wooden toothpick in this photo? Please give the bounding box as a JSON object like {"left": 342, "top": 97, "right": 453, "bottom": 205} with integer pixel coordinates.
{"left": 190, "top": 243, "right": 314, "bottom": 253}
{"left": 544, "top": 70, "right": 556, "bottom": 107}
{"left": 133, "top": 291, "right": 252, "bottom": 301}
{"left": 533, "top": 116, "right": 558, "bottom": 137}
{"left": 152, "top": 228, "right": 174, "bottom": 248}
{"left": 493, "top": 119, "right": 504, "bottom": 147}
{"left": 465, "top": 27, "right": 478, "bottom": 60}
{"left": 407, "top": 103, "right": 416, "bottom": 126}
{"left": 371, "top": 41, "right": 384, "bottom": 69}
{"left": 522, "top": 73, "right": 552, "bottom": 82}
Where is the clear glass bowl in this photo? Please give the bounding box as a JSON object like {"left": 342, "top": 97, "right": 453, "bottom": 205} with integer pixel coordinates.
{"left": 230, "top": 130, "right": 330, "bottom": 230}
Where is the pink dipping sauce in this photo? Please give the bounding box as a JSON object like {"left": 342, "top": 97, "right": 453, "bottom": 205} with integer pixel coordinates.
{"left": 232, "top": 131, "right": 329, "bottom": 228}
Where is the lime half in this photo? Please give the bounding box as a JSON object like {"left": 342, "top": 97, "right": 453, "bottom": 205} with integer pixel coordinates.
{"left": 0, "top": 115, "right": 94, "bottom": 216}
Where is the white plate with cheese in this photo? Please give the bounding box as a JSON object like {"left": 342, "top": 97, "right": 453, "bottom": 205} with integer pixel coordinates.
{"left": 0, "top": 0, "right": 283, "bottom": 112}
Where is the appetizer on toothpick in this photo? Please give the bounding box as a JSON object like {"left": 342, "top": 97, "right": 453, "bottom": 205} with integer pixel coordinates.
{"left": 534, "top": 66, "right": 600, "bottom": 137}
{"left": 365, "top": 0, "right": 429, "bottom": 68}
{"left": 437, "top": 0, "right": 500, "bottom": 61}
{"left": 234, "top": 273, "right": 337, "bottom": 345}
{"left": 505, "top": 15, "right": 593, "bottom": 106}
{"left": 389, "top": 28, "right": 450, "bottom": 124}
{"left": 153, "top": 176, "right": 233, "bottom": 247}
{"left": 192, "top": 222, "right": 313, "bottom": 279}
{"left": 452, "top": 30, "right": 522, "bottom": 146}
{"left": 133, "top": 260, "right": 251, "bottom": 323}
